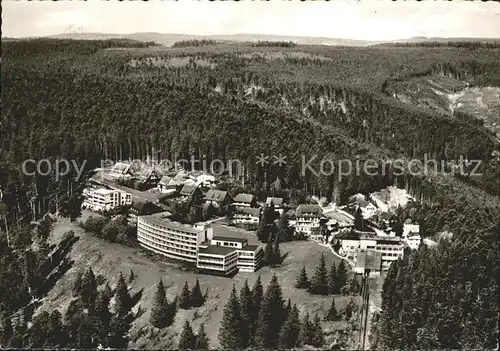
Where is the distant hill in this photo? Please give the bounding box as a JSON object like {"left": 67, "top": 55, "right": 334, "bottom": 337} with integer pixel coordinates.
{"left": 6, "top": 32, "right": 499, "bottom": 47}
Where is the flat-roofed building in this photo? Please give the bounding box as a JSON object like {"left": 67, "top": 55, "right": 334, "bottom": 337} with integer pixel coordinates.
{"left": 82, "top": 187, "right": 132, "bottom": 212}
{"left": 196, "top": 227, "right": 263, "bottom": 275}
{"left": 197, "top": 244, "right": 239, "bottom": 276}
{"left": 337, "top": 231, "right": 404, "bottom": 270}
{"left": 137, "top": 212, "right": 210, "bottom": 263}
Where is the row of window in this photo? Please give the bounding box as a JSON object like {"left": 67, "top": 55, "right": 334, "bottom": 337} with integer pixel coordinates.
{"left": 138, "top": 229, "right": 197, "bottom": 251}
{"left": 138, "top": 225, "right": 198, "bottom": 244}
{"left": 138, "top": 239, "right": 196, "bottom": 262}
{"left": 138, "top": 235, "right": 196, "bottom": 257}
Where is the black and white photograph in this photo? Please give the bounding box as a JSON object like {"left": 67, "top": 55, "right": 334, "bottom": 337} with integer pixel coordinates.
{"left": 1, "top": 0, "right": 499, "bottom": 349}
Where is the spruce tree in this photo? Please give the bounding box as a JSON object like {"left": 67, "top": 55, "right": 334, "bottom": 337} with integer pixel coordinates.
{"left": 93, "top": 291, "right": 111, "bottom": 347}
{"left": 0, "top": 312, "right": 13, "bottom": 346}
{"left": 255, "top": 274, "right": 285, "bottom": 349}
{"left": 239, "top": 280, "right": 253, "bottom": 348}
{"left": 326, "top": 298, "right": 339, "bottom": 321}
{"left": 178, "top": 320, "right": 196, "bottom": 350}
{"left": 179, "top": 281, "right": 191, "bottom": 310}
{"left": 256, "top": 220, "right": 269, "bottom": 243}
{"left": 336, "top": 260, "right": 348, "bottom": 294}
{"left": 263, "top": 235, "right": 274, "bottom": 266}
{"left": 328, "top": 262, "right": 337, "bottom": 294}
{"left": 218, "top": 285, "right": 242, "bottom": 349}
{"left": 190, "top": 278, "right": 204, "bottom": 308}
{"left": 250, "top": 275, "right": 264, "bottom": 344}
{"left": 297, "top": 312, "right": 313, "bottom": 347}
{"left": 114, "top": 272, "right": 131, "bottom": 318}
{"left": 284, "top": 298, "right": 292, "bottom": 319}
{"left": 65, "top": 298, "right": 84, "bottom": 344}
{"left": 272, "top": 233, "right": 281, "bottom": 266}
{"left": 354, "top": 207, "right": 364, "bottom": 231}
{"left": 150, "top": 279, "right": 168, "bottom": 328}
{"left": 279, "top": 303, "right": 301, "bottom": 349}
{"left": 350, "top": 275, "right": 361, "bottom": 295}
{"left": 295, "top": 266, "right": 310, "bottom": 289}
{"left": 311, "top": 314, "right": 325, "bottom": 347}
{"left": 277, "top": 212, "right": 292, "bottom": 242}
{"left": 72, "top": 272, "right": 83, "bottom": 298}
{"left": 309, "top": 253, "right": 329, "bottom": 295}
{"left": 195, "top": 323, "right": 210, "bottom": 350}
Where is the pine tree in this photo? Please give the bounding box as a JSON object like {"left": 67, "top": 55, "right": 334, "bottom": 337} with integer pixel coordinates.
{"left": 250, "top": 275, "right": 264, "bottom": 344}
{"left": 81, "top": 268, "right": 98, "bottom": 309}
{"left": 284, "top": 298, "right": 292, "bottom": 319}
{"left": 272, "top": 233, "right": 281, "bottom": 266}
{"left": 179, "top": 281, "right": 191, "bottom": 309}
{"left": 354, "top": 207, "right": 364, "bottom": 231}
{"left": 239, "top": 280, "right": 253, "bottom": 348}
{"left": 218, "top": 285, "right": 242, "bottom": 349}
{"left": 336, "top": 260, "right": 348, "bottom": 294}
{"left": 65, "top": 298, "right": 84, "bottom": 344}
{"left": 311, "top": 314, "right": 325, "bottom": 347}
{"left": 195, "top": 323, "right": 210, "bottom": 350}
{"left": 279, "top": 302, "right": 301, "bottom": 349}
{"left": 344, "top": 298, "right": 356, "bottom": 320}
{"left": 297, "top": 312, "right": 313, "bottom": 347}
{"left": 328, "top": 262, "right": 337, "bottom": 294}
{"left": 295, "top": 266, "right": 310, "bottom": 289}
{"left": 93, "top": 291, "right": 111, "bottom": 346}
{"left": 0, "top": 312, "right": 13, "bottom": 346}
{"left": 350, "top": 275, "right": 361, "bottom": 295}
{"left": 256, "top": 219, "right": 269, "bottom": 243}
{"left": 72, "top": 272, "right": 83, "bottom": 298}
{"left": 190, "top": 278, "right": 204, "bottom": 308}
{"left": 326, "top": 298, "right": 339, "bottom": 321}
{"left": 309, "top": 253, "right": 329, "bottom": 295}
{"left": 277, "top": 212, "right": 292, "bottom": 242}
{"left": 255, "top": 274, "right": 285, "bottom": 349}
{"left": 263, "top": 235, "right": 274, "bottom": 266}
{"left": 178, "top": 320, "right": 196, "bottom": 349}
{"left": 150, "top": 279, "right": 168, "bottom": 328}
{"left": 114, "top": 272, "right": 131, "bottom": 318}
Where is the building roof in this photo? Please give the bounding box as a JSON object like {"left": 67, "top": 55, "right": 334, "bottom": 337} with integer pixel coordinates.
{"left": 205, "top": 190, "right": 228, "bottom": 202}
{"left": 158, "top": 175, "right": 172, "bottom": 186}
{"left": 239, "top": 245, "right": 261, "bottom": 252}
{"left": 111, "top": 162, "right": 130, "bottom": 174}
{"left": 233, "top": 193, "right": 255, "bottom": 204}
{"left": 235, "top": 207, "right": 261, "bottom": 217}
{"left": 212, "top": 236, "right": 248, "bottom": 243}
{"left": 266, "top": 197, "right": 283, "bottom": 206}
{"left": 380, "top": 212, "right": 396, "bottom": 221}
{"left": 198, "top": 245, "right": 236, "bottom": 256}
{"left": 356, "top": 249, "right": 382, "bottom": 271}
{"left": 94, "top": 188, "right": 115, "bottom": 195}
{"left": 296, "top": 204, "right": 323, "bottom": 217}
{"left": 140, "top": 213, "right": 202, "bottom": 233}
{"left": 180, "top": 184, "right": 199, "bottom": 196}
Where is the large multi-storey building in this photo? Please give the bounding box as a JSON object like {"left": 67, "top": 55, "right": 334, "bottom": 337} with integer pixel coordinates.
{"left": 197, "top": 232, "right": 264, "bottom": 276}
{"left": 137, "top": 212, "right": 209, "bottom": 262}
{"left": 82, "top": 187, "right": 132, "bottom": 212}
{"left": 337, "top": 232, "right": 404, "bottom": 270}
{"left": 295, "top": 204, "right": 323, "bottom": 237}
{"left": 137, "top": 215, "right": 263, "bottom": 275}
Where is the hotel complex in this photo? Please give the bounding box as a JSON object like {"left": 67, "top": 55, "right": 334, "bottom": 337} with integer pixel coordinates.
{"left": 136, "top": 212, "right": 263, "bottom": 275}
{"left": 337, "top": 232, "right": 405, "bottom": 270}
{"left": 82, "top": 187, "right": 132, "bottom": 212}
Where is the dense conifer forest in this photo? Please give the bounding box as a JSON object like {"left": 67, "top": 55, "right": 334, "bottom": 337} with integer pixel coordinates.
{"left": 1, "top": 38, "right": 499, "bottom": 348}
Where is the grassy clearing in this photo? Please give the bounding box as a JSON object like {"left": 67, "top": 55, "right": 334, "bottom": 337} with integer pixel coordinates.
{"left": 42, "top": 215, "right": 357, "bottom": 349}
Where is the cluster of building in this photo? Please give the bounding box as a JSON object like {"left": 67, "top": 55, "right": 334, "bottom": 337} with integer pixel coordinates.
{"left": 136, "top": 211, "right": 263, "bottom": 276}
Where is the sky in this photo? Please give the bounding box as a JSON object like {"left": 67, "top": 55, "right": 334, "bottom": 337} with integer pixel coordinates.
{"left": 3, "top": 0, "right": 500, "bottom": 41}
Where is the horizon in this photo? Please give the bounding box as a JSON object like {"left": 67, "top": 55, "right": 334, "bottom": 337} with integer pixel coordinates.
{"left": 4, "top": 0, "right": 500, "bottom": 40}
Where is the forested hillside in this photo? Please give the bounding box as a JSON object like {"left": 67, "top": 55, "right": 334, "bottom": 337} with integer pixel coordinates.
{"left": 1, "top": 39, "right": 499, "bottom": 348}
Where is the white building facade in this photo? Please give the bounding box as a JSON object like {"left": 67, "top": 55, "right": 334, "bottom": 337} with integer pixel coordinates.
{"left": 82, "top": 187, "right": 132, "bottom": 212}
